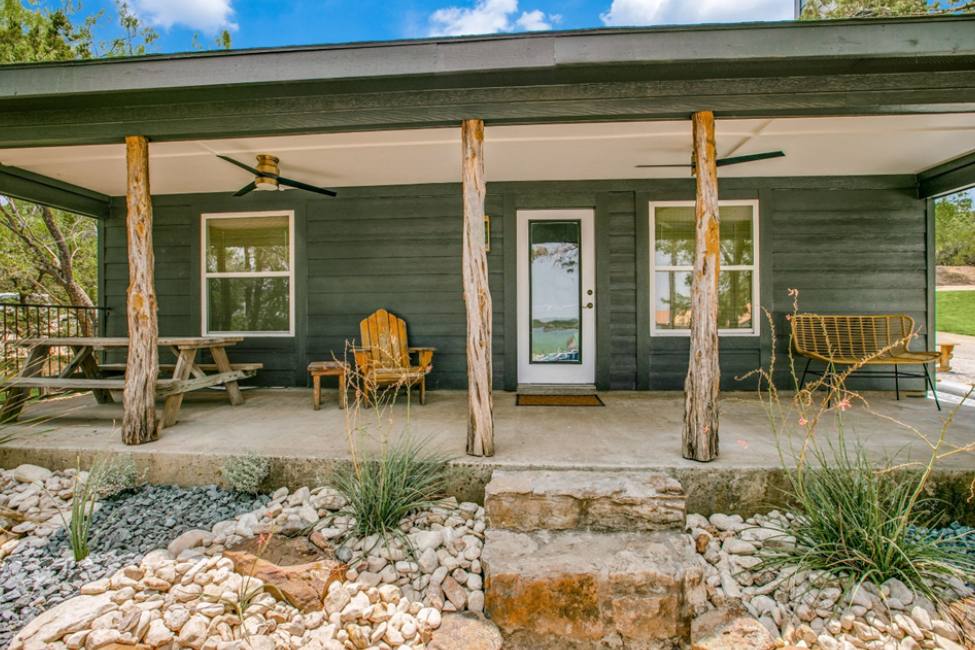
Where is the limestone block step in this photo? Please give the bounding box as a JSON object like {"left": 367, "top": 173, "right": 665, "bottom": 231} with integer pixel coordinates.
{"left": 484, "top": 469, "right": 686, "bottom": 532}
{"left": 482, "top": 529, "right": 707, "bottom": 649}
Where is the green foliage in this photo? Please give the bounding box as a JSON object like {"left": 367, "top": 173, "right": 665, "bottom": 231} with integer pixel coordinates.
{"left": 801, "top": 0, "right": 975, "bottom": 19}
{"left": 936, "top": 291, "right": 975, "bottom": 336}
{"left": 0, "top": 0, "right": 95, "bottom": 64}
{"left": 0, "top": 198, "right": 98, "bottom": 303}
{"left": 763, "top": 437, "right": 975, "bottom": 605}
{"left": 935, "top": 193, "right": 975, "bottom": 266}
{"left": 94, "top": 454, "right": 142, "bottom": 497}
{"left": 221, "top": 453, "right": 271, "bottom": 494}
{"left": 330, "top": 435, "right": 452, "bottom": 544}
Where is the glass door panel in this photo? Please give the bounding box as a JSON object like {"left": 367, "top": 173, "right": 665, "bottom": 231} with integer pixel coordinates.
{"left": 529, "top": 220, "right": 582, "bottom": 364}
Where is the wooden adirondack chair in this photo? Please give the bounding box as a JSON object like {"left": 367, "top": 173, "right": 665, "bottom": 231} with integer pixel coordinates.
{"left": 353, "top": 309, "right": 435, "bottom": 404}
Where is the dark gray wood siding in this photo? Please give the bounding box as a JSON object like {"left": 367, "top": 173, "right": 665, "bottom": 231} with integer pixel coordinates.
{"left": 102, "top": 175, "right": 928, "bottom": 391}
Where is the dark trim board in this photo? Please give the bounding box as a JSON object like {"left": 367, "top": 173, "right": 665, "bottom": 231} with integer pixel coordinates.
{"left": 918, "top": 150, "right": 975, "bottom": 198}
{"left": 0, "top": 165, "right": 110, "bottom": 218}
{"left": 100, "top": 175, "right": 929, "bottom": 392}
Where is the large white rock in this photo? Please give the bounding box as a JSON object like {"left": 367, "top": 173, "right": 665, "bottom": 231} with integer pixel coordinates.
{"left": 12, "top": 592, "right": 116, "bottom": 646}
{"left": 13, "top": 464, "right": 53, "bottom": 484}
{"left": 167, "top": 529, "right": 212, "bottom": 557}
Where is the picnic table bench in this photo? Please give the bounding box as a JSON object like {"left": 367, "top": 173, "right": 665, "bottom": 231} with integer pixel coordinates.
{"left": 0, "top": 336, "right": 262, "bottom": 431}
{"left": 791, "top": 313, "right": 941, "bottom": 409}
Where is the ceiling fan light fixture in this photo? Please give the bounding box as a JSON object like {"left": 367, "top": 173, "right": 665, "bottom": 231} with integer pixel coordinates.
{"left": 254, "top": 177, "right": 278, "bottom": 191}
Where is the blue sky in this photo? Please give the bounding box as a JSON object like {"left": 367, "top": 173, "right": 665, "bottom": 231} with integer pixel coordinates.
{"left": 46, "top": 0, "right": 796, "bottom": 53}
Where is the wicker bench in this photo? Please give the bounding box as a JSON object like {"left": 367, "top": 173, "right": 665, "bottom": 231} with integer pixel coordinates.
{"left": 791, "top": 313, "right": 941, "bottom": 409}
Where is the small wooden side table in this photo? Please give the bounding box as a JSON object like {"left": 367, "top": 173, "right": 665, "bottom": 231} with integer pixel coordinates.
{"left": 938, "top": 343, "right": 957, "bottom": 372}
{"left": 308, "top": 361, "right": 347, "bottom": 410}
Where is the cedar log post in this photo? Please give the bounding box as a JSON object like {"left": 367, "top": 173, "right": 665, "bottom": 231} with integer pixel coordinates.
{"left": 682, "top": 111, "right": 720, "bottom": 462}
{"left": 461, "top": 119, "right": 494, "bottom": 456}
{"left": 122, "top": 135, "right": 160, "bottom": 444}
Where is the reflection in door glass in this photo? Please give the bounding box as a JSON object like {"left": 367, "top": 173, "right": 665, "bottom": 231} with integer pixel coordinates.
{"left": 530, "top": 221, "right": 582, "bottom": 363}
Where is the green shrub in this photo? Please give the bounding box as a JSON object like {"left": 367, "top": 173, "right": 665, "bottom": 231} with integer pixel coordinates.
{"left": 221, "top": 453, "right": 270, "bottom": 494}
{"left": 330, "top": 434, "right": 451, "bottom": 545}
{"left": 94, "top": 455, "right": 142, "bottom": 498}
{"left": 762, "top": 435, "right": 975, "bottom": 605}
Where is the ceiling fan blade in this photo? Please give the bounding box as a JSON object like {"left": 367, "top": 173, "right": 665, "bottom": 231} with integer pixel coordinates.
{"left": 715, "top": 151, "right": 785, "bottom": 167}
{"left": 233, "top": 181, "right": 257, "bottom": 197}
{"left": 277, "top": 176, "right": 337, "bottom": 197}
{"left": 217, "top": 154, "right": 263, "bottom": 176}
{"left": 635, "top": 163, "right": 693, "bottom": 168}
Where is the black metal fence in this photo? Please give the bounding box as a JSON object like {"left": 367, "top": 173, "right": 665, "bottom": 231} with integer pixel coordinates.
{"left": 1, "top": 303, "right": 111, "bottom": 377}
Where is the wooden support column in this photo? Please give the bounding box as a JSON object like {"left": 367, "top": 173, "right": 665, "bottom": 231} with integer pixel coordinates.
{"left": 122, "top": 135, "right": 159, "bottom": 444}
{"left": 682, "top": 111, "right": 720, "bottom": 462}
{"left": 461, "top": 119, "right": 494, "bottom": 457}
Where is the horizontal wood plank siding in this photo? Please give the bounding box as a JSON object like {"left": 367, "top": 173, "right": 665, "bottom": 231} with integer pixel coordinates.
{"left": 101, "top": 175, "right": 926, "bottom": 391}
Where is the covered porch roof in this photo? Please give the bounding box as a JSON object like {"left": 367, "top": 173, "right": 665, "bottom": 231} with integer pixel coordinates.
{"left": 2, "top": 15, "right": 975, "bottom": 215}
{"left": 0, "top": 115, "right": 974, "bottom": 201}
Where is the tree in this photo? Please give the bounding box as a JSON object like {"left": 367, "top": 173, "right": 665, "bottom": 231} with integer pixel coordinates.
{"left": 801, "top": 0, "right": 974, "bottom": 18}
{"left": 0, "top": 1, "right": 230, "bottom": 316}
{"left": 935, "top": 191, "right": 975, "bottom": 266}
{"left": 0, "top": 199, "right": 97, "bottom": 308}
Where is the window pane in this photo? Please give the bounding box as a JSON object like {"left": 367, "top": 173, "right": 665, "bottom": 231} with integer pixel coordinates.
{"left": 718, "top": 270, "right": 753, "bottom": 330}
{"left": 654, "top": 271, "right": 692, "bottom": 330}
{"left": 720, "top": 206, "right": 754, "bottom": 266}
{"left": 206, "top": 215, "right": 289, "bottom": 273}
{"left": 530, "top": 220, "right": 581, "bottom": 363}
{"left": 207, "top": 277, "right": 290, "bottom": 332}
{"left": 655, "top": 205, "right": 754, "bottom": 267}
{"left": 655, "top": 271, "right": 753, "bottom": 331}
{"left": 654, "top": 206, "right": 695, "bottom": 266}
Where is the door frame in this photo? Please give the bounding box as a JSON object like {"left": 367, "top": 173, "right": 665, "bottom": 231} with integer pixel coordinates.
{"left": 516, "top": 209, "right": 596, "bottom": 386}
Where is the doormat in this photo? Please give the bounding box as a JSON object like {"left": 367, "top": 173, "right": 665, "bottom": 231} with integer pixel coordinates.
{"left": 516, "top": 394, "right": 604, "bottom": 407}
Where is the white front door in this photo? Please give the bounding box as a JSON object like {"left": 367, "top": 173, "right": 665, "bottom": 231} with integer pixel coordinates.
{"left": 517, "top": 209, "right": 596, "bottom": 385}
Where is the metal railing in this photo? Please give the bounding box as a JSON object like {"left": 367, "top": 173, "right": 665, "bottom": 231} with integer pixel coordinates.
{"left": 1, "top": 303, "right": 111, "bottom": 378}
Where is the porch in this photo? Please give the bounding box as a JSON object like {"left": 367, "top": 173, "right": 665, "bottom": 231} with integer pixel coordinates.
{"left": 1, "top": 388, "right": 972, "bottom": 515}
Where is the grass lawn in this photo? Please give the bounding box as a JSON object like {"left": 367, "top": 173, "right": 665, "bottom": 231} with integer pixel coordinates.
{"left": 936, "top": 290, "right": 975, "bottom": 336}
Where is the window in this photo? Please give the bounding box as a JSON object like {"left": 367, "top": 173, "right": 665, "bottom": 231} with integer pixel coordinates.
{"left": 650, "top": 200, "right": 759, "bottom": 336}
{"left": 201, "top": 211, "right": 294, "bottom": 336}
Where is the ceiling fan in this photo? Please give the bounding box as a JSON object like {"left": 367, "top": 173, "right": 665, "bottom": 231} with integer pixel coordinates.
{"left": 636, "top": 150, "right": 785, "bottom": 170}
{"left": 217, "top": 154, "right": 337, "bottom": 197}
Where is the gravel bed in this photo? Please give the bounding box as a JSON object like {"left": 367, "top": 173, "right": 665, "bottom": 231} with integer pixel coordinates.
{"left": 0, "top": 482, "right": 265, "bottom": 649}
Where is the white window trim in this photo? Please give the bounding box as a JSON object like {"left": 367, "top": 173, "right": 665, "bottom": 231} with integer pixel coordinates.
{"left": 201, "top": 210, "right": 296, "bottom": 337}
{"left": 649, "top": 199, "right": 760, "bottom": 337}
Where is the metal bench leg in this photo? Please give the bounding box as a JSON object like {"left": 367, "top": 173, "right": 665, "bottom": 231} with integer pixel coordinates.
{"left": 894, "top": 365, "right": 900, "bottom": 401}
{"left": 923, "top": 363, "right": 941, "bottom": 411}
{"left": 799, "top": 358, "right": 811, "bottom": 391}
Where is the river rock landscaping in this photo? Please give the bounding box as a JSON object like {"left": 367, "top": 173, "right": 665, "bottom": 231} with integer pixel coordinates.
{"left": 0, "top": 463, "right": 491, "bottom": 650}
{"left": 688, "top": 511, "right": 975, "bottom": 650}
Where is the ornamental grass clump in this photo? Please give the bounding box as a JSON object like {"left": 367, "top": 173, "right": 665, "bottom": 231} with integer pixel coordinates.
{"left": 54, "top": 456, "right": 117, "bottom": 561}
{"left": 331, "top": 434, "right": 452, "bottom": 543}
{"left": 742, "top": 290, "right": 975, "bottom": 616}
{"left": 329, "top": 342, "right": 453, "bottom": 549}
{"left": 762, "top": 435, "right": 975, "bottom": 605}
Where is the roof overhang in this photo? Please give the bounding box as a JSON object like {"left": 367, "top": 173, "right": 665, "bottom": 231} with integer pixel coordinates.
{"left": 1, "top": 16, "right": 975, "bottom": 148}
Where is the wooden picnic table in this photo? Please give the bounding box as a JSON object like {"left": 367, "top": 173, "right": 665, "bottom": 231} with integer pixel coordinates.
{"left": 0, "top": 336, "right": 262, "bottom": 432}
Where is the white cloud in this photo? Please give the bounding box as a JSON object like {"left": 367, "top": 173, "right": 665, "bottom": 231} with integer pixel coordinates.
{"left": 131, "top": 0, "right": 237, "bottom": 33}
{"left": 515, "top": 9, "right": 552, "bottom": 31}
{"left": 600, "top": 0, "right": 793, "bottom": 26}
{"left": 428, "top": 0, "right": 554, "bottom": 36}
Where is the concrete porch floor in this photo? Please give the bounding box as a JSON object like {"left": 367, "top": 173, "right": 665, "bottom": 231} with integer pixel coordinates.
{"left": 1, "top": 388, "right": 973, "bottom": 515}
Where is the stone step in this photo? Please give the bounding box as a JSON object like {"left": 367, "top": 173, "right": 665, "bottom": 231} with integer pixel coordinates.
{"left": 484, "top": 469, "right": 686, "bottom": 533}
{"left": 482, "top": 528, "right": 707, "bottom": 649}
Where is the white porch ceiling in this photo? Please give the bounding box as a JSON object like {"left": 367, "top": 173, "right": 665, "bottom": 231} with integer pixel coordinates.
{"left": 2, "top": 114, "right": 974, "bottom": 197}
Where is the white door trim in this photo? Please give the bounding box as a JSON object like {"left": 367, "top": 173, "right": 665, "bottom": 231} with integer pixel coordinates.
{"left": 516, "top": 209, "right": 596, "bottom": 385}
